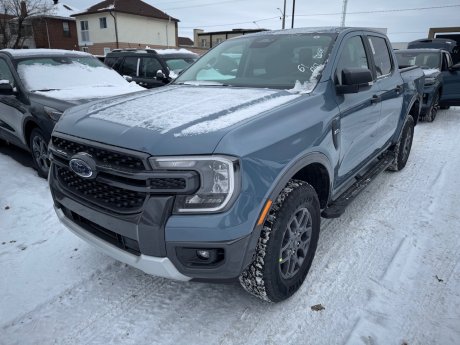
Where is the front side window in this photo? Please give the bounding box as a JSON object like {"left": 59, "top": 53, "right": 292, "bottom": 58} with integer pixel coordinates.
{"left": 176, "top": 33, "right": 336, "bottom": 90}
{"left": 367, "top": 36, "right": 392, "bottom": 76}
{"left": 335, "top": 36, "right": 369, "bottom": 85}
{"left": 99, "top": 17, "right": 107, "bottom": 29}
{"left": 139, "top": 57, "right": 162, "bottom": 78}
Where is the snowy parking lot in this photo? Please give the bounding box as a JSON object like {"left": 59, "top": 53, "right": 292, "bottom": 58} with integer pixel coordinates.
{"left": 1, "top": 108, "right": 460, "bottom": 345}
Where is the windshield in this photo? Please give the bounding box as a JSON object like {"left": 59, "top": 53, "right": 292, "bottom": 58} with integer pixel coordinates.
{"left": 395, "top": 52, "right": 440, "bottom": 69}
{"left": 165, "top": 57, "right": 197, "bottom": 73}
{"left": 17, "top": 56, "right": 128, "bottom": 92}
{"left": 175, "top": 33, "right": 336, "bottom": 89}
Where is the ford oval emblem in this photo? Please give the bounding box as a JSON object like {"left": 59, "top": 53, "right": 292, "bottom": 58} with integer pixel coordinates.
{"left": 69, "top": 154, "right": 97, "bottom": 179}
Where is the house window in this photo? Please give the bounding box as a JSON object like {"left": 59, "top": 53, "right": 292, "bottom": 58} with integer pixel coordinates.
{"left": 99, "top": 17, "right": 107, "bottom": 29}
{"left": 201, "top": 38, "right": 207, "bottom": 48}
{"left": 80, "top": 20, "right": 90, "bottom": 42}
{"left": 216, "top": 38, "right": 223, "bottom": 44}
{"left": 103, "top": 47, "right": 111, "bottom": 56}
{"left": 63, "top": 22, "right": 70, "bottom": 37}
{"left": 81, "top": 46, "right": 89, "bottom": 52}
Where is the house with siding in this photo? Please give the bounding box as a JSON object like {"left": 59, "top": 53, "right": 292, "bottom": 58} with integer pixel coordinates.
{"left": 72, "top": 0, "right": 179, "bottom": 56}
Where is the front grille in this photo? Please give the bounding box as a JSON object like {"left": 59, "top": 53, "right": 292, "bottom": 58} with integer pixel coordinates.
{"left": 52, "top": 136, "right": 146, "bottom": 171}
{"left": 57, "top": 167, "right": 146, "bottom": 213}
{"left": 69, "top": 210, "right": 141, "bottom": 256}
{"left": 149, "top": 177, "right": 186, "bottom": 190}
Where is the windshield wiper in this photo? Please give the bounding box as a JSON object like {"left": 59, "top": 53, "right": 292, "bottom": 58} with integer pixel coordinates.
{"left": 31, "top": 88, "right": 61, "bottom": 92}
{"left": 180, "top": 81, "right": 230, "bottom": 87}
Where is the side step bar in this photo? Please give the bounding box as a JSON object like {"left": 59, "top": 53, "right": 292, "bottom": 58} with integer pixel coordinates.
{"left": 321, "top": 151, "right": 395, "bottom": 219}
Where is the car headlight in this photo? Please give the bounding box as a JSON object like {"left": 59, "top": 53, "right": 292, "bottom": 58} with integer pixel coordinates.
{"left": 424, "top": 77, "right": 436, "bottom": 86}
{"left": 44, "top": 106, "right": 63, "bottom": 121}
{"left": 149, "top": 156, "right": 240, "bottom": 213}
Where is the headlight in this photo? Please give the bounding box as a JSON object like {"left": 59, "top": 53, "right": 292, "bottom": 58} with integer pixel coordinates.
{"left": 44, "top": 106, "right": 63, "bottom": 121}
{"left": 149, "top": 156, "right": 240, "bottom": 213}
{"left": 424, "top": 77, "right": 436, "bottom": 86}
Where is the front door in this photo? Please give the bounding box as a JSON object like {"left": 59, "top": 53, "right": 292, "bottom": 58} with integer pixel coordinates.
{"left": 137, "top": 57, "right": 168, "bottom": 89}
{"left": 441, "top": 52, "right": 460, "bottom": 106}
{"left": 333, "top": 34, "right": 382, "bottom": 187}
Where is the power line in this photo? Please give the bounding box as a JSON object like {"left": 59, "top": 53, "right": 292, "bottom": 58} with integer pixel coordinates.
{"left": 180, "top": 16, "right": 280, "bottom": 29}
{"left": 163, "top": 0, "right": 247, "bottom": 11}
{"left": 296, "top": 4, "right": 460, "bottom": 17}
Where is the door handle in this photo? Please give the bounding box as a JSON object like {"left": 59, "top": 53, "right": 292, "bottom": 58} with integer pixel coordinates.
{"left": 395, "top": 84, "right": 403, "bottom": 94}
{"left": 371, "top": 95, "right": 381, "bottom": 104}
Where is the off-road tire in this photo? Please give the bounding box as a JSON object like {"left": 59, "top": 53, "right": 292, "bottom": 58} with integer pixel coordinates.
{"left": 388, "top": 115, "right": 414, "bottom": 172}
{"left": 29, "top": 128, "right": 50, "bottom": 179}
{"left": 239, "top": 180, "right": 320, "bottom": 302}
{"left": 424, "top": 91, "right": 439, "bottom": 122}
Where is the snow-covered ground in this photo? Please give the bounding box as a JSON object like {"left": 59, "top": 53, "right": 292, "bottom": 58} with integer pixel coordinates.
{"left": 1, "top": 108, "right": 460, "bottom": 345}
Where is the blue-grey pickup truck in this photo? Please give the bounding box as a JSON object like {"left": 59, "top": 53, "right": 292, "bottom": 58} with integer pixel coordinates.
{"left": 49, "top": 27, "right": 424, "bottom": 302}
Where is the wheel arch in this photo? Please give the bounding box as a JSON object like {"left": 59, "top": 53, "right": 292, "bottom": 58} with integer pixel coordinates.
{"left": 267, "top": 152, "right": 333, "bottom": 209}
{"left": 23, "top": 119, "right": 39, "bottom": 148}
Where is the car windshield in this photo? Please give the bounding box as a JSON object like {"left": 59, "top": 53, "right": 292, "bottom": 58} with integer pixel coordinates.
{"left": 175, "top": 33, "right": 337, "bottom": 90}
{"left": 16, "top": 56, "right": 128, "bottom": 92}
{"left": 164, "top": 57, "right": 197, "bottom": 73}
{"left": 395, "top": 52, "right": 440, "bottom": 69}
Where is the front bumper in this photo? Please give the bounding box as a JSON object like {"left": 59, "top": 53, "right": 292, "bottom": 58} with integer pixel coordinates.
{"left": 50, "top": 162, "right": 260, "bottom": 281}
{"left": 55, "top": 206, "right": 191, "bottom": 281}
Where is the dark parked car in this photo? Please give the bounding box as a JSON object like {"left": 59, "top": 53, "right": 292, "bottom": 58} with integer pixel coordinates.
{"left": 104, "top": 48, "right": 198, "bottom": 89}
{"left": 0, "top": 49, "right": 143, "bottom": 177}
{"left": 395, "top": 48, "right": 460, "bottom": 119}
{"left": 49, "top": 28, "right": 424, "bottom": 302}
{"left": 408, "top": 38, "right": 460, "bottom": 64}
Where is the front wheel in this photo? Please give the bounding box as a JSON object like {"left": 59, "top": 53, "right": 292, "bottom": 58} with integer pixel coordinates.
{"left": 388, "top": 116, "right": 414, "bottom": 172}
{"left": 29, "top": 128, "right": 51, "bottom": 178}
{"left": 425, "top": 91, "right": 439, "bottom": 122}
{"left": 239, "top": 180, "right": 320, "bottom": 302}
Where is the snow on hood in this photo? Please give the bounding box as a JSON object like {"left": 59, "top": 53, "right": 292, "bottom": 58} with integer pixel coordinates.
{"left": 34, "top": 83, "right": 143, "bottom": 101}
{"left": 422, "top": 68, "right": 440, "bottom": 76}
{"left": 89, "top": 86, "right": 299, "bottom": 136}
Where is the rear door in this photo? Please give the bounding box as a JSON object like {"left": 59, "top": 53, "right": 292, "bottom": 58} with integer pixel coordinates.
{"left": 366, "top": 34, "right": 404, "bottom": 148}
{"left": 136, "top": 57, "right": 167, "bottom": 89}
{"left": 120, "top": 56, "right": 140, "bottom": 81}
{"left": 0, "top": 57, "right": 28, "bottom": 148}
{"left": 441, "top": 52, "right": 460, "bottom": 105}
{"left": 333, "top": 33, "right": 382, "bottom": 186}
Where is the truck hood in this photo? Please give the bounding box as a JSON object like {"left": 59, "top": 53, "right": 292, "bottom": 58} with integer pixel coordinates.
{"left": 53, "top": 85, "right": 301, "bottom": 156}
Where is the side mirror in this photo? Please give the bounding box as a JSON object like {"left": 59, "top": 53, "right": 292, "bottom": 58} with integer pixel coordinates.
{"left": 449, "top": 63, "right": 460, "bottom": 71}
{"left": 0, "top": 81, "right": 14, "bottom": 95}
{"left": 156, "top": 69, "right": 166, "bottom": 79}
{"left": 123, "top": 75, "right": 133, "bottom": 82}
{"left": 336, "top": 68, "right": 373, "bottom": 94}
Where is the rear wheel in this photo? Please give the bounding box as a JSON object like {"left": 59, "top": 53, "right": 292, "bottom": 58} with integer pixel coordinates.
{"left": 388, "top": 116, "right": 414, "bottom": 172}
{"left": 239, "top": 180, "right": 320, "bottom": 302}
{"left": 29, "top": 128, "right": 50, "bottom": 178}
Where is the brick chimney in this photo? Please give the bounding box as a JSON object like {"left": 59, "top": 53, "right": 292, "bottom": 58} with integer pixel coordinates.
{"left": 20, "top": 1, "right": 27, "bottom": 17}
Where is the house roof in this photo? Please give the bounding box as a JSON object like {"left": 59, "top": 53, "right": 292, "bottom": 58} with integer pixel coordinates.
{"left": 73, "top": 0, "right": 178, "bottom": 22}
{"left": 178, "top": 37, "right": 194, "bottom": 46}
{"left": 0, "top": 13, "right": 14, "bottom": 21}
{"left": 47, "top": 3, "right": 79, "bottom": 19}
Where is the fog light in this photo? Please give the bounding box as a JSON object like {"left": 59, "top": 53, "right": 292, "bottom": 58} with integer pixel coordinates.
{"left": 197, "top": 250, "right": 210, "bottom": 260}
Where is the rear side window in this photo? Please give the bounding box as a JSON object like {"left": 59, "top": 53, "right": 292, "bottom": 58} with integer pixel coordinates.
{"left": 335, "top": 36, "right": 369, "bottom": 85}
{"left": 121, "top": 57, "right": 138, "bottom": 77}
{"left": 367, "top": 36, "right": 392, "bottom": 77}
{"left": 139, "top": 57, "right": 163, "bottom": 78}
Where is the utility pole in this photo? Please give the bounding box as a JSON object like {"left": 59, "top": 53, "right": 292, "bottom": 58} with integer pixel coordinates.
{"left": 282, "top": 0, "right": 287, "bottom": 29}
{"left": 340, "top": 0, "right": 349, "bottom": 27}
{"left": 291, "top": 0, "right": 296, "bottom": 28}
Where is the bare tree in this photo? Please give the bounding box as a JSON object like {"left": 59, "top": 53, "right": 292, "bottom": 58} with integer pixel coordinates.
{"left": 0, "top": 0, "right": 51, "bottom": 48}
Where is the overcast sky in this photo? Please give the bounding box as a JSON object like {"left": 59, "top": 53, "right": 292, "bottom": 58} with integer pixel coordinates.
{"left": 63, "top": 0, "right": 460, "bottom": 42}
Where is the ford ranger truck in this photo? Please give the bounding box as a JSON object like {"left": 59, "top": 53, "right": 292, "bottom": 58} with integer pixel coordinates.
{"left": 49, "top": 27, "right": 424, "bottom": 302}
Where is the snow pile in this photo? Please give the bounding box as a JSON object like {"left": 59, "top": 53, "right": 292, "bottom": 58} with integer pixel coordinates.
{"left": 154, "top": 48, "right": 197, "bottom": 55}
{"left": 18, "top": 61, "right": 142, "bottom": 96}
{"left": 288, "top": 64, "right": 325, "bottom": 94}
{"left": 90, "top": 87, "right": 280, "bottom": 134}
{"left": 177, "top": 94, "right": 300, "bottom": 136}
